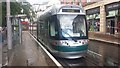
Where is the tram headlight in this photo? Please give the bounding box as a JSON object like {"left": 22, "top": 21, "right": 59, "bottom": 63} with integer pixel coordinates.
{"left": 83, "top": 40, "right": 88, "bottom": 44}
{"left": 82, "top": 42, "right": 85, "bottom": 44}
{"left": 52, "top": 41, "right": 58, "bottom": 45}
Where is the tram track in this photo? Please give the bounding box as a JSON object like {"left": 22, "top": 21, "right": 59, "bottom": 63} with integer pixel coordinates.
{"left": 55, "top": 56, "right": 98, "bottom": 67}
{"left": 30, "top": 32, "right": 99, "bottom": 67}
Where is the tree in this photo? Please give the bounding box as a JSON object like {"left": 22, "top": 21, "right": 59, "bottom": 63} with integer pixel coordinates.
{"left": 2, "top": 1, "right": 35, "bottom": 27}
{"left": 19, "top": 2, "right": 35, "bottom": 22}
{"left": 2, "top": 2, "right": 22, "bottom": 27}
{"left": 10, "top": 2, "right": 22, "bottom": 15}
{"left": 2, "top": 2, "right": 7, "bottom": 27}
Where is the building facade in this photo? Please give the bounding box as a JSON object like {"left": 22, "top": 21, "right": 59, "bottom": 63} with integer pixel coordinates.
{"left": 84, "top": 0, "right": 120, "bottom": 34}
{"left": 60, "top": 0, "right": 81, "bottom": 5}
{"left": 59, "top": 0, "right": 100, "bottom": 6}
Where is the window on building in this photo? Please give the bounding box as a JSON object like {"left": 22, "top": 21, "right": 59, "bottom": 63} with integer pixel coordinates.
{"left": 87, "top": 0, "right": 91, "bottom": 3}
{"left": 117, "top": 9, "right": 120, "bottom": 33}
{"left": 86, "top": 13, "right": 100, "bottom": 32}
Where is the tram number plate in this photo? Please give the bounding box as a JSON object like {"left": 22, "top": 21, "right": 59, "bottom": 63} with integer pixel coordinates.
{"left": 72, "top": 42, "right": 79, "bottom": 46}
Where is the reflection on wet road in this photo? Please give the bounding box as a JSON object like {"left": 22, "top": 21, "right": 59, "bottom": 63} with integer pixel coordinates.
{"left": 88, "top": 40, "right": 119, "bottom": 66}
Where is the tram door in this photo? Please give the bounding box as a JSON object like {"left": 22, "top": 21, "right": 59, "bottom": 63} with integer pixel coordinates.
{"left": 106, "top": 19, "right": 115, "bottom": 34}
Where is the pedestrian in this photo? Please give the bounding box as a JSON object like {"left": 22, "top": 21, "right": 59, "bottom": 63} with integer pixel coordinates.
{"left": 0, "top": 27, "right": 2, "bottom": 33}
{"left": 0, "top": 27, "right": 2, "bottom": 43}
{"left": 97, "top": 21, "right": 100, "bottom": 31}
{"left": 117, "top": 22, "right": 120, "bottom": 32}
{"left": 2, "top": 27, "right": 7, "bottom": 43}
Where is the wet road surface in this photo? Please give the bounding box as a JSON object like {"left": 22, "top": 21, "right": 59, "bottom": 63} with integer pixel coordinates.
{"left": 88, "top": 40, "right": 119, "bottom": 66}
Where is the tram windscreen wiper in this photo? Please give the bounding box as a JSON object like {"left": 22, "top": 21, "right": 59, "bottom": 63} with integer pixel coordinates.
{"left": 62, "top": 30, "right": 77, "bottom": 42}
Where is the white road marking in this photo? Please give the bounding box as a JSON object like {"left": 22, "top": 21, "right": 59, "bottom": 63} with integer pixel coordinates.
{"left": 28, "top": 32, "right": 63, "bottom": 68}
{"left": 88, "top": 50, "right": 102, "bottom": 57}
{"left": 89, "top": 38, "right": 119, "bottom": 45}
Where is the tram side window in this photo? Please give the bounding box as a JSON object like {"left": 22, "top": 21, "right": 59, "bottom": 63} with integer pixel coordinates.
{"left": 50, "top": 22, "right": 55, "bottom": 36}
{"left": 37, "top": 23, "right": 40, "bottom": 36}
{"left": 49, "top": 15, "right": 58, "bottom": 38}
{"left": 39, "top": 21, "right": 44, "bottom": 35}
{"left": 44, "top": 20, "right": 48, "bottom": 29}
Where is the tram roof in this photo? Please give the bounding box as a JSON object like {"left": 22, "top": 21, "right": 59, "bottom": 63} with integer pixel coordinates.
{"left": 37, "top": 4, "right": 85, "bottom": 21}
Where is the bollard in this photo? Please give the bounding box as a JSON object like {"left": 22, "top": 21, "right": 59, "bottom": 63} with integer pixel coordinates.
{"left": 26, "top": 58, "right": 33, "bottom": 66}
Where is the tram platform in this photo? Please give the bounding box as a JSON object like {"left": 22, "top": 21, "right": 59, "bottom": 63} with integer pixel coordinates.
{"left": 7, "top": 31, "right": 51, "bottom": 66}
{"left": 89, "top": 32, "right": 120, "bottom": 45}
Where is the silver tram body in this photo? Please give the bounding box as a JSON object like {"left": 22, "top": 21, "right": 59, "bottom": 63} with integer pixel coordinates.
{"left": 35, "top": 4, "right": 88, "bottom": 59}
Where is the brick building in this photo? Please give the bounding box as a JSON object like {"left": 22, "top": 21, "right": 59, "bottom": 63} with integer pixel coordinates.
{"left": 59, "top": 0, "right": 99, "bottom": 6}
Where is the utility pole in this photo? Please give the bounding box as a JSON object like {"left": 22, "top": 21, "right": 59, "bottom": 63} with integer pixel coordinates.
{"left": 6, "top": 0, "right": 12, "bottom": 49}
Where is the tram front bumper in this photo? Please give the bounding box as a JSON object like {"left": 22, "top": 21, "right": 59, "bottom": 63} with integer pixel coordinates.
{"left": 53, "top": 50, "right": 87, "bottom": 59}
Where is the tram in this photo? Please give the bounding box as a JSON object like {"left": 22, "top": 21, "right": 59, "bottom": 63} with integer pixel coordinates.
{"left": 36, "top": 4, "right": 88, "bottom": 59}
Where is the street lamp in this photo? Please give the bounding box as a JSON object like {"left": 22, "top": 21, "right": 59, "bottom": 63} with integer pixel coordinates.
{"left": 6, "top": 0, "right": 12, "bottom": 50}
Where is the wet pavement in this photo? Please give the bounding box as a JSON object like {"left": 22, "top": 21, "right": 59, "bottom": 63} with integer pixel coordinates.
{"left": 89, "top": 32, "right": 120, "bottom": 44}
{"left": 9, "top": 31, "right": 50, "bottom": 66}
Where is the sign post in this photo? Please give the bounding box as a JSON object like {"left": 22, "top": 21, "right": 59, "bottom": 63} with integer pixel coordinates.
{"left": 18, "top": 17, "right": 22, "bottom": 44}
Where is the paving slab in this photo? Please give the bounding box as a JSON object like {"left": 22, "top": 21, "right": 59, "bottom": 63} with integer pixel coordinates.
{"left": 10, "top": 31, "right": 49, "bottom": 66}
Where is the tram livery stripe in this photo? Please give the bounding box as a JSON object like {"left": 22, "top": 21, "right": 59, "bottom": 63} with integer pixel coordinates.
{"left": 28, "top": 32, "right": 63, "bottom": 67}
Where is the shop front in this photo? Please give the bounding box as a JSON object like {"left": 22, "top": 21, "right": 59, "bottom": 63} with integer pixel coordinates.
{"left": 86, "top": 7, "right": 100, "bottom": 32}
{"left": 117, "top": 7, "right": 120, "bottom": 33}
{"left": 105, "top": 2, "right": 120, "bottom": 34}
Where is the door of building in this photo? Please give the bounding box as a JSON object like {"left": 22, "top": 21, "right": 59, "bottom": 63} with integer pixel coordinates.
{"left": 106, "top": 19, "right": 115, "bottom": 34}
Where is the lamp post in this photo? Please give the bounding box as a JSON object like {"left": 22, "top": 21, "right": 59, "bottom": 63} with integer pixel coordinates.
{"left": 6, "top": 0, "right": 12, "bottom": 50}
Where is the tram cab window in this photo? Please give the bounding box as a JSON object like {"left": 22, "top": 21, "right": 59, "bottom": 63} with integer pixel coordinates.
{"left": 57, "top": 14, "right": 86, "bottom": 38}
{"left": 73, "top": 15, "right": 86, "bottom": 35}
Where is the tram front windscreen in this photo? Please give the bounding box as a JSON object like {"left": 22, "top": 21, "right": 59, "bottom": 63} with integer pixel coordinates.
{"left": 57, "top": 14, "right": 87, "bottom": 39}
